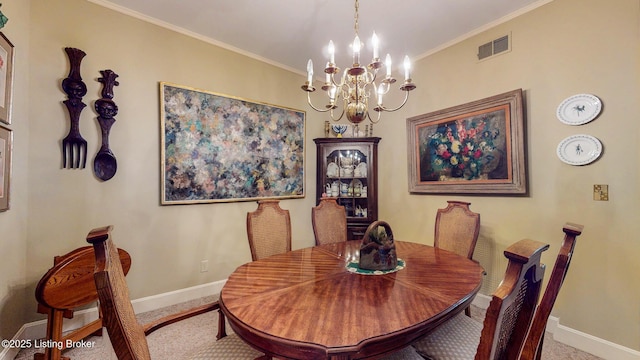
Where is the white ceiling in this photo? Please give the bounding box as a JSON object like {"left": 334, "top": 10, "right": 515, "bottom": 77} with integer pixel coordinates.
{"left": 93, "top": 0, "right": 550, "bottom": 75}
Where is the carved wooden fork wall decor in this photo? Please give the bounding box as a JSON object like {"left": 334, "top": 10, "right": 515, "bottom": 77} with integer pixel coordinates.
{"left": 61, "top": 47, "right": 88, "bottom": 169}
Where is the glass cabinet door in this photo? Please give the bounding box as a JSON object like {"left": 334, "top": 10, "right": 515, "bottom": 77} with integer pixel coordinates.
{"left": 324, "top": 148, "right": 369, "bottom": 219}
{"left": 315, "top": 137, "right": 380, "bottom": 240}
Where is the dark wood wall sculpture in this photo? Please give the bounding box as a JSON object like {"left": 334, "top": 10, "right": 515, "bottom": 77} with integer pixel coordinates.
{"left": 93, "top": 70, "right": 119, "bottom": 181}
{"left": 61, "top": 47, "right": 88, "bottom": 169}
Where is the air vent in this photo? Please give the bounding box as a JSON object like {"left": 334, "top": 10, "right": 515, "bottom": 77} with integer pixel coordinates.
{"left": 477, "top": 33, "right": 511, "bottom": 60}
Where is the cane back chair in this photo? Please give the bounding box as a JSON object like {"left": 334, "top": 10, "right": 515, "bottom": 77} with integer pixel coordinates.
{"left": 413, "top": 238, "right": 550, "bottom": 360}
{"left": 246, "top": 200, "right": 292, "bottom": 261}
{"left": 312, "top": 197, "right": 348, "bottom": 245}
{"left": 519, "top": 223, "right": 584, "bottom": 360}
{"left": 434, "top": 200, "right": 481, "bottom": 316}
{"left": 87, "top": 225, "right": 264, "bottom": 360}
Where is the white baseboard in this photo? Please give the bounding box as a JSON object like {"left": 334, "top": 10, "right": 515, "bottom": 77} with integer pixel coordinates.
{"left": 0, "top": 280, "right": 226, "bottom": 360}
{"left": 553, "top": 321, "right": 640, "bottom": 360}
{"left": 472, "top": 294, "right": 640, "bottom": 360}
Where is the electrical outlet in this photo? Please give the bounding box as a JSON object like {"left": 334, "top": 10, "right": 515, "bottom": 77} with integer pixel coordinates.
{"left": 593, "top": 184, "right": 609, "bottom": 201}
{"left": 200, "top": 260, "right": 209, "bottom": 273}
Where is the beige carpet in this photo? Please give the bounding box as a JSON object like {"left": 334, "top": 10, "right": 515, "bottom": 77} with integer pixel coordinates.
{"left": 15, "top": 297, "right": 602, "bottom": 360}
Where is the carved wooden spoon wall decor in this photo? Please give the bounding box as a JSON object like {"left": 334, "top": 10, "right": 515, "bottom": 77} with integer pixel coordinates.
{"left": 93, "top": 69, "right": 119, "bottom": 181}
{"left": 61, "top": 47, "right": 88, "bottom": 169}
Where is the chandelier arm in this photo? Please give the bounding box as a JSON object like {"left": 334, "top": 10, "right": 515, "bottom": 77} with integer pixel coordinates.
{"left": 336, "top": 71, "right": 348, "bottom": 88}
{"left": 365, "top": 109, "right": 373, "bottom": 123}
{"left": 368, "top": 70, "right": 377, "bottom": 85}
{"left": 376, "top": 90, "right": 410, "bottom": 113}
{"left": 369, "top": 111, "right": 382, "bottom": 124}
{"left": 378, "top": 81, "right": 391, "bottom": 95}
{"left": 329, "top": 107, "right": 345, "bottom": 122}
{"left": 366, "top": 108, "right": 382, "bottom": 124}
{"left": 330, "top": 73, "right": 341, "bottom": 88}
{"left": 306, "top": 92, "right": 334, "bottom": 113}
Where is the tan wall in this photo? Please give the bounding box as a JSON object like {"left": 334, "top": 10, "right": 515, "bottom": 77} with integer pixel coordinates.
{"left": 2, "top": 0, "right": 322, "bottom": 338}
{"left": 0, "top": 0, "right": 30, "bottom": 342}
{"left": 376, "top": 0, "right": 640, "bottom": 351}
{"left": 1, "top": 0, "right": 638, "bottom": 354}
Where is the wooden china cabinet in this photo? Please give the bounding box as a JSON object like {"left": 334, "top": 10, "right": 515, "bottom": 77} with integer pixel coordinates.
{"left": 314, "top": 137, "right": 380, "bottom": 240}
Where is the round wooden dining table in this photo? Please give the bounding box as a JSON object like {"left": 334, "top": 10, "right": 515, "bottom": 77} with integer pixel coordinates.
{"left": 220, "top": 240, "right": 484, "bottom": 359}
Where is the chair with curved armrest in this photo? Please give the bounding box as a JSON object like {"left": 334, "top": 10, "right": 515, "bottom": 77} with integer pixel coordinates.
{"left": 519, "top": 223, "right": 584, "bottom": 360}
{"left": 246, "top": 200, "right": 292, "bottom": 261}
{"left": 34, "top": 245, "right": 131, "bottom": 360}
{"left": 434, "top": 200, "right": 480, "bottom": 316}
{"left": 312, "top": 197, "right": 347, "bottom": 245}
{"left": 86, "top": 225, "right": 265, "bottom": 360}
{"left": 413, "top": 238, "right": 550, "bottom": 360}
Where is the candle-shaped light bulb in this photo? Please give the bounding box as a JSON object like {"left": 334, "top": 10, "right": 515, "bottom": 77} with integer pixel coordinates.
{"left": 307, "top": 59, "right": 314, "bottom": 84}
{"left": 403, "top": 55, "right": 411, "bottom": 81}
{"left": 385, "top": 54, "right": 392, "bottom": 77}
{"left": 377, "top": 83, "right": 384, "bottom": 105}
{"left": 372, "top": 32, "right": 379, "bottom": 59}
{"left": 353, "top": 35, "right": 361, "bottom": 65}
{"left": 328, "top": 40, "right": 335, "bottom": 64}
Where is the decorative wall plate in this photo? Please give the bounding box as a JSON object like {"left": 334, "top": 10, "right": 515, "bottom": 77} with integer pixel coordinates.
{"left": 556, "top": 134, "right": 602, "bottom": 165}
{"left": 556, "top": 94, "right": 602, "bottom": 125}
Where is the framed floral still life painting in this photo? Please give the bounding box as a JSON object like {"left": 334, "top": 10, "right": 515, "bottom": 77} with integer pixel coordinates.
{"left": 0, "top": 124, "right": 12, "bottom": 211}
{"left": 0, "top": 32, "right": 13, "bottom": 125}
{"left": 407, "top": 89, "right": 526, "bottom": 195}
{"left": 160, "top": 82, "right": 306, "bottom": 205}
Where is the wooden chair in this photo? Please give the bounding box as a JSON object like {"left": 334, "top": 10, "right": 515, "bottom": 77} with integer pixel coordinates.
{"left": 34, "top": 245, "right": 131, "bottom": 360}
{"left": 246, "top": 200, "right": 291, "bottom": 261}
{"left": 312, "top": 197, "right": 347, "bottom": 245}
{"left": 519, "top": 223, "right": 584, "bottom": 360}
{"left": 434, "top": 200, "right": 480, "bottom": 316}
{"left": 412, "top": 238, "right": 550, "bottom": 360}
{"left": 86, "top": 225, "right": 265, "bottom": 360}
{"left": 434, "top": 200, "right": 481, "bottom": 259}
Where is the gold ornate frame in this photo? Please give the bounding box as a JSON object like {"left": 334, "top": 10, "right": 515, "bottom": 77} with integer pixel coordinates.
{"left": 407, "top": 89, "right": 526, "bottom": 195}
{"left": 160, "top": 82, "right": 306, "bottom": 204}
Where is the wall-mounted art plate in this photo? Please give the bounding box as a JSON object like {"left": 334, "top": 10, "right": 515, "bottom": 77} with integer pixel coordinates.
{"left": 556, "top": 94, "right": 602, "bottom": 125}
{"left": 556, "top": 134, "right": 602, "bottom": 166}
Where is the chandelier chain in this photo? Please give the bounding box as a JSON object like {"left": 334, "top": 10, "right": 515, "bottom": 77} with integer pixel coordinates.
{"left": 354, "top": 0, "right": 359, "bottom": 36}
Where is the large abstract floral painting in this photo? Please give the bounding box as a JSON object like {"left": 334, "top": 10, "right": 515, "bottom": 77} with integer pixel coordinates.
{"left": 161, "top": 83, "right": 305, "bottom": 204}
{"left": 407, "top": 89, "right": 526, "bottom": 195}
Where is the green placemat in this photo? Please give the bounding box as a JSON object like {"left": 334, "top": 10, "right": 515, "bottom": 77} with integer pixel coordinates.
{"left": 346, "top": 259, "right": 405, "bottom": 275}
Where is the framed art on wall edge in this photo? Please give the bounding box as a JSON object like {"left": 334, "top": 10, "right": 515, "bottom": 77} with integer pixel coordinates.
{"left": 0, "top": 124, "right": 12, "bottom": 211}
{"left": 407, "top": 89, "right": 527, "bottom": 195}
{"left": 0, "top": 32, "right": 14, "bottom": 125}
{"left": 160, "top": 82, "right": 306, "bottom": 204}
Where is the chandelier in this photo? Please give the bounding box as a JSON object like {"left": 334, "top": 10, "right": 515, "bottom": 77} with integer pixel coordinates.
{"left": 301, "top": 0, "right": 416, "bottom": 127}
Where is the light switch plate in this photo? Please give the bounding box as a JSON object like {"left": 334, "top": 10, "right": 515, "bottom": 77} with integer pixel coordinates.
{"left": 593, "top": 184, "right": 608, "bottom": 201}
